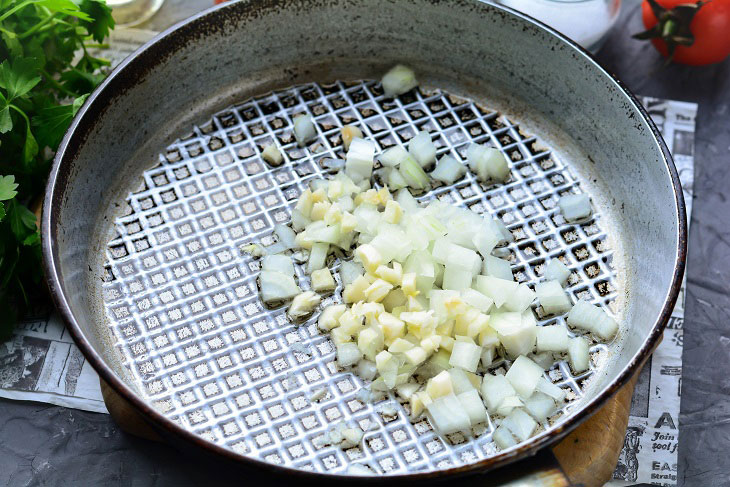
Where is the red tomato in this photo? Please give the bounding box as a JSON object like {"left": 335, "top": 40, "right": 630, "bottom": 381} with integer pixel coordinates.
{"left": 641, "top": 0, "right": 730, "bottom": 65}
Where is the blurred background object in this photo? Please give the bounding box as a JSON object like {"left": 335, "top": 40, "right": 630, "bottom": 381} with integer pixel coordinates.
{"left": 498, "top": 0, "right": 622, "bottom": 52}
{"left": 109, "top": 0, "right": 165, "bottom": 26}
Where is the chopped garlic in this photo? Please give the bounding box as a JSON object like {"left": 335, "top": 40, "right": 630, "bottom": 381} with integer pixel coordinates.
{"left": 287, "top": 291, "right": 321, "bottom": 320}
{"left": 426, "top": 370, "right": 453, "bottom": 399}
{"left": 309, "top": 387, "right": 327, "bottom": 402}
{"left": 311, "top": 267, "right": 335, "bottom": 292}
{"left": 341, "top": 124, "right": 363, "bottom": 151}
{"left": 318, "top": 303, "right": 346, "bottom": 331}
{"left": 343, "top": 275, "right": 370, "bottom": 303}
{"left": 261, "top": 144, "right": 284, "bottom": 166}
{"left": 340, "top": 427, "right": 364, "bottom": 448}
{"left": 383, "top": 200, "right": 403, "bottom": 224}
{"left": 241, "top": 243, "right": 266, "bottom": 257}
{"left": 355, "top": 244, "right": 382, "bottom": 273}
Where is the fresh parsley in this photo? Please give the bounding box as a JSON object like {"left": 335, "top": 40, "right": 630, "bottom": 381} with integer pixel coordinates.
{"left": 0, "top": 0, "right": 114, "bottom": 340}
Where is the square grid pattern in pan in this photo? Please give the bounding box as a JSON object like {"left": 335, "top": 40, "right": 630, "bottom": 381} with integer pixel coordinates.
{"left": 100, "top": 79, "right": 618, "bottom": 474}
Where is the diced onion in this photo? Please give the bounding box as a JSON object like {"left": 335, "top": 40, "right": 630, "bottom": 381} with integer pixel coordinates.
{"left": 568, "top": 336, "right": 590, "bottom": 373}
{"left": 381, "top": 64, "right": 418, "bottom": 97}
{"left": 502, "top": 408, "right": 537, "bottom": 442}
{"left": 449, "top": 340, "right": 481, "bottom": 372}
{"left": 345, "top": 138, "right": 375, "bottom": 184}
{"left": 474, "top": 275, "right": 519, "bottom": 308}
{"left": 467, "top": 143, "right": 510, "bottom": 182}
{"left": 535, "top": 280, "right": 572, "bottom": 316}
{"left": 457, "top": 389, "right": 488, "bottom": 425}
{"left": 431, "top": 155, "right": 466, "bottom": 184}
{"left": 493, "top": 425, "right": 517, "bottom": 449}
{"left": 339, "top": 260, "right": 364, "bottom": 286}
{"left": 442, "top": 265, "right": 473, "bottom": 290}
{"left": 337, "top": 342, "right": 363, "bottom": 367}
{"left": 426, "top": 394, "right": 471, "bottom": 435}
{"left": 408, "top": 131, "right": 437, "bottom": 169}
{"left": 293, "top": 114, "right": 316, "bottom": 146}
{"left": 567, "top": 300, "right": 618, "bottom": 339}
{"left": 398, "top": 154, "right": 430, "bottom": 190}
{"left": 535, "top": 324, "right": 570, "bottom": 352}
{"left": 481, "top": 374, "right": 517, "bottom": 412}
{"left": 535, "top": 377, "right": 566, "bottom": 402}
{"left": 380, "top": 146, "right": 409, "bottom": 168}
{"left": 558, "top": 193, "right": 592, "bottom": 222}
{"left": 489, "top": 311, "right": 536, "bottom": 358}
{"left": 307, "top": 242, "right": 329, "bottom": 274}
{"left": 505, "top": 355, "right": 544, "bottom": 398}
{"left": 356, "top": 359, "right": 378, "bottom": 380}
{"left": 395, "top": 188, "right": 420, "bottom": 212}
{"left": 545, "top": 258, "right": 571, "bottom": 286}
{"left": 259, "top": 270, "right": 301, "bottom": 304}
{"left": 524, "top": 392, "right": 557, "bottom": 422}
{"left": 483, "top": 255, "right": 513, "bottom": 281}
{"left": 262, "top": 254, "right": 294, "bottom": 276}
{"left": 502, "top": 283, "right": 536, "bottom": 313}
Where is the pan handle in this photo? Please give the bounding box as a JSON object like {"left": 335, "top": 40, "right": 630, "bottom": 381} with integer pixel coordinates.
{"left": 101, "top": 372, "right": 639, "bottom": 486}
{"left": 457, "top": 449, "right": 572, "bottom": 487}
{"left": 102, "top": 376, "right": 571, "bottom": 485}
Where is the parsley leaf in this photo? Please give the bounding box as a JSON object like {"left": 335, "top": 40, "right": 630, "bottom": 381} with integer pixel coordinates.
{"left": 0, "top": 58, "right": 42, "bottom": 101}
{"left": 32, "top": 94, "right": 88, "bottom": 150}
{"left": 0, "top": 90, "right": 12, "bottom": 133}
{"left": 0, "top": 175, "right": 18, "bottom": 200}
{"left": 6, "top": 200, "right": 37, "bottom": 241}
{"left": 23, "top": 122, "right": 39, "bottom": 165}
{"left": 0, "top": 105, "right": 11, "bottom": 133}
{"left": 80, "top": 0, "right": 115, "bottom": 43}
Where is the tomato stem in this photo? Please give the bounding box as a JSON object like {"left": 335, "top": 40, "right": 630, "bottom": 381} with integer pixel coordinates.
{"left": 661, "top": 18, "right": 677, "bottom": 37}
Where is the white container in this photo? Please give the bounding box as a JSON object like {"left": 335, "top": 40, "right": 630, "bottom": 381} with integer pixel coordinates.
{"left": 497, "top": 0, "right": 622, "bottom": 52}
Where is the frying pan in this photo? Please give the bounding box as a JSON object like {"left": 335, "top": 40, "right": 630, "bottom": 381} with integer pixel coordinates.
{"left": 42, "top": 0, "right": 686, "bottom": 482}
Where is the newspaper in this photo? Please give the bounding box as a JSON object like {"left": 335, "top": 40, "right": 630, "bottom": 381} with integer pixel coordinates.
{"left": 609, "top": 98, "right": 697, "bottom": 487}
{"left": 0, "top": 305, "right": 107, "bottom": 413}
{"left": 0, "top": 29, "right": 696, "bottom": 482}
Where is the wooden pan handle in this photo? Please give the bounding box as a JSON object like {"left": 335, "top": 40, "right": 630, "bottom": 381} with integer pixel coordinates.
{"left": 100, "top": 369, "right": 639, "bottom": 486}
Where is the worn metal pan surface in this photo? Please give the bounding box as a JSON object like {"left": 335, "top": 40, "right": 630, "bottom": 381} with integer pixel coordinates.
{"left": 42, "top": 0, "right": 685, "bottom": 481}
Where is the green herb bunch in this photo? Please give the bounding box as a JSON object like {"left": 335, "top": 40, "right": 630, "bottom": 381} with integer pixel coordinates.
{"left": 0, "top": 0, "right": 114, "bottom": 340}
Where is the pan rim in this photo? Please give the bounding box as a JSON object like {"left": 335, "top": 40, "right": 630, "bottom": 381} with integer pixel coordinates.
{"left": 41, "top": 0, "right": 687, "bottom": 480}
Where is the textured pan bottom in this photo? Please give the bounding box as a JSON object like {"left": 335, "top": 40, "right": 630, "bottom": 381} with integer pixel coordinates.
{"left": 99, "top": 79, "right": 618, "bottom": 474}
